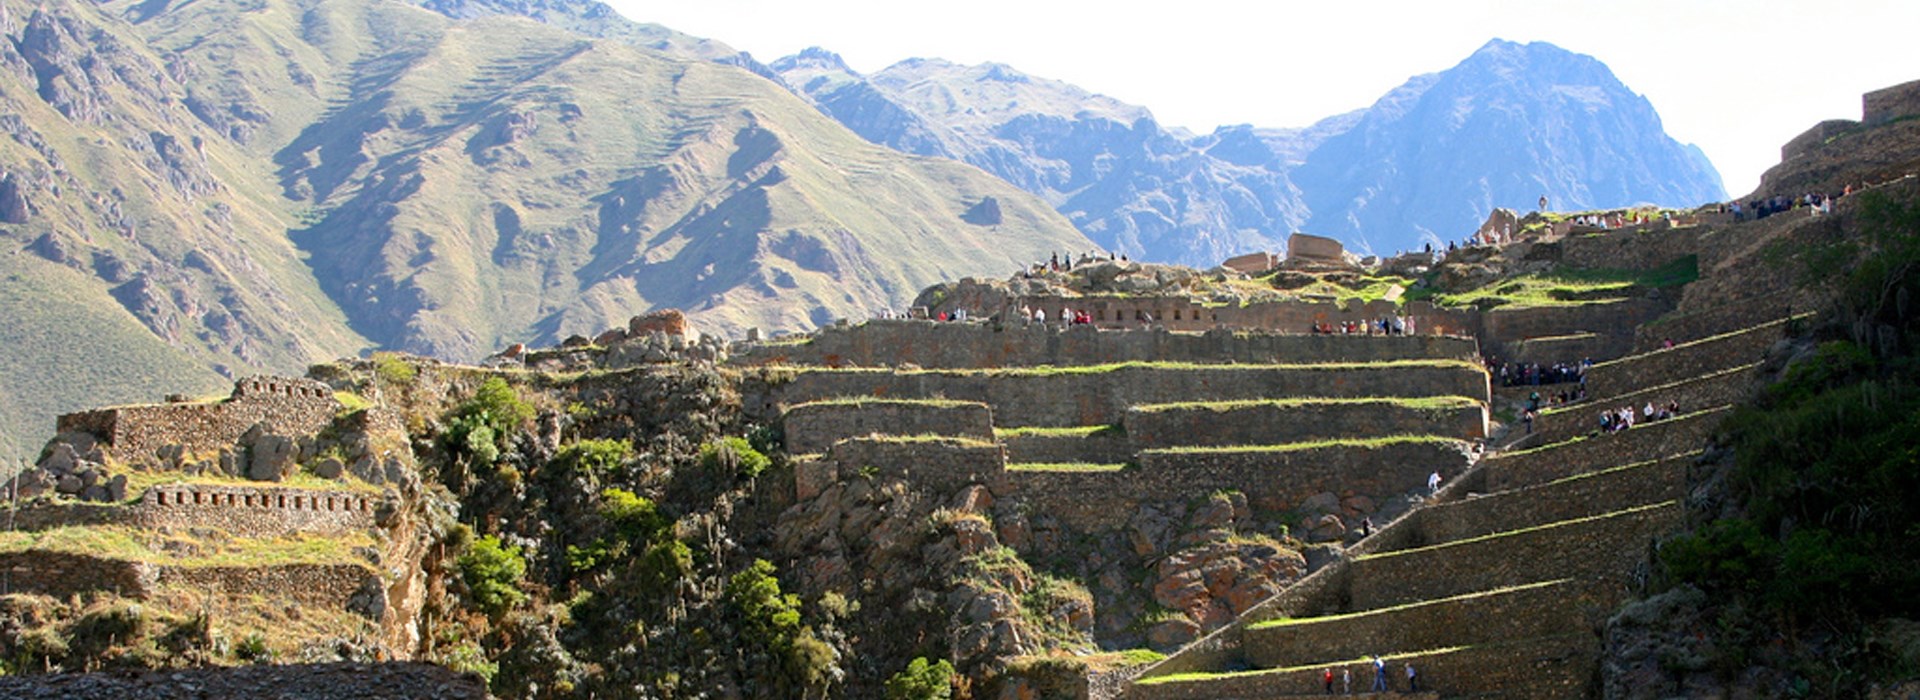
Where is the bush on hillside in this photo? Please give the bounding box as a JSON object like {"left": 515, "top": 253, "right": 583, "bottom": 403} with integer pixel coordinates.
{"left": 459, "top": 535, "right": 528, "bottom": 617}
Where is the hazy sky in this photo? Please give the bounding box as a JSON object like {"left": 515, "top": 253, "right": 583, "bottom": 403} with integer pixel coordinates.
{"left": 607, "top": 0, "right": 1920, "bottom": 197}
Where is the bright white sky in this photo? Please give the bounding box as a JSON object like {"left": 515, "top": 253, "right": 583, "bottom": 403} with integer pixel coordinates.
{"left": 608, "top": 0, "right": 1920, "bottom": 197}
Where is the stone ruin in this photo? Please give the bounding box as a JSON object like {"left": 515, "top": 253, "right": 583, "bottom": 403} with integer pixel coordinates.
{"left": 1285, "top": 232, "right": 1347, "bottom": 266}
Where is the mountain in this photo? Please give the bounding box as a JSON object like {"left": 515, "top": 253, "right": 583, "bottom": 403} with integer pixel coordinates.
{"left": 775, "top": 40, "right": 1725, "bottom": 262}
{"left": 773, "top": 49, "right": 1314, "bottom": 266}
{"left": 0, "top": 0, "right": 1089, "bottom": 461}
{"left": 1296, "top": 39, "right": 1727, "bottom": 254}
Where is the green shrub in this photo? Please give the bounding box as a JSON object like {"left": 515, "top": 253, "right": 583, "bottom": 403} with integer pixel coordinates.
{"left": 235, "top": 632, "right": 271, "bottom": 663}
{"left": 554, "top": 439, "right": 633, "bottom": 477}
{"left": 459, "top": 535, "right": 528, "bottom": 616}
{"left": 884, "top": 656, "right": 955, "bottom": 700}
{"left": 700, "top": 436, "right": 771, "bottom": 479}
{"left": 440, "top": 639, "right": 498, "bottom": 685}
{"left": 373, "top": 352, "right": 417, "bottom": 387}
{"left": 443, "top": 377, "right": 535, "bottom": 465}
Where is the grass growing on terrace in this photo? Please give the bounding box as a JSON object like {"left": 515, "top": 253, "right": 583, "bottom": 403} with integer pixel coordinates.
{"left": 0, "top": 525, "right": 375, "bottom": 568}
{"left": 1141, "top": 435, "right": 1464, "bottom": 456}
{"left": 1430, "top": 255, "right": 1699, "bottom": 309}
{"left": 797, "top": 359, "right": 1483, "bottom": 377}
{"left": 1353, "top": 500, "right": 1678, "bottom": 561}
{"left": 1005, "top": 462, "right": 1127, "bottom": 473}
{"left": 1130, "top": 396, "right": 1480, "bottom": 413}
{"left": 790, "top": 397, "right": 987, "bottom": 409}
{"left": 994, "top": 424, "right": 1123, "bottom": 439}
{"left": 1249, "top": 579, "right": 1569, "bottom": 630}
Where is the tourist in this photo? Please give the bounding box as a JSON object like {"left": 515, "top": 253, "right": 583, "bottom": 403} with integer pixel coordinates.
{"left": 1428, "top": 470, "right": 1442, "bottom": 495}
{"left": 1359, "top": 517, "right": 1373, "bottom": 538}
{"left": 1539, "top": 194, "right": 1549, "bottom": 212}
{"left": 1372, "top": 657, "right": 1388, "bottom": 691}
{"left": 1523, "top": 408, "right": 1535, "bottom": 434}
{"left": 1406, "top": 662, "right": 1419, "bottom": 692}
{"left": 1324, "top": 667, "right": 1335, "bottom": 694}
{"left": 1342, "top": 667, "right": 1352, "bottom": 694}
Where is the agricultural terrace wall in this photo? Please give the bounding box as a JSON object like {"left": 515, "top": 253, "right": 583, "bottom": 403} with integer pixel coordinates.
{"left": 1123, "top": 401, "right": 1486, "bottom": 448}
{"left": 1242, "top": 579, "right": 1593, "bottom": 670}
{"left": 783, "top": 400, "right": 994, "bottom": 454}
{"left": 1475, "top": 299, "right": 1671, "bottom": 360}
{"left": 55, "top": 376, "right": 338, "bottom": 466}
{"left": 1347, "top": 501, "right": 1680, "bottom": 610}
{"left": 1007, "top": 441, "right": 1469, "bottom": 532}
{"left": 1126, "top": 635, "right": 1595, "bottom": 700}
{"left": 1000, "top": 431, "right": 1131, "bottom": 465}
{"left": 1402, "top": 456, "right": 1686, "bottom": 551}
{"left": 1502, "top": 333, "right": 1613, "bottom": 365}
{"left": 742, "top": 321, "right": 1478, "bottom": 369}
{"left": 1477, "top": 408, "right": 1724, "bottom": 494}
{"left": 1587, "top": 316, "right": 1798, "bottom": 399}
{"left": 1864, "top": 79, "right": 1920, "bottom": 125}
{"left": 1784, "top": 120, "right": 1862, "bottom": 161}
{"left": 994, "top": 297, "right": 1476, "bottom": 336}
{"left": 823, "top": 438, "right": 1006, "bottom": 495}
{"left": 1132, "top": 558, "right": 1356, "bottom": 680}
{"left": 776, "top": 364, "right": 1490, "bottom": 429}
{"left": 0, "top": 551, "right": 151, "bottom": 598}
{"left": 1536, "top": 364, "right": 1756, "bottom": 444}
{"left": 156, "top": 563, "right": 377, "bottom": 612}
{"left": 0, "top": 484, "right": 382, "bottom": 537}
{"left": 1551, "top": 227, "right": 1707, "bottom": 272}
{"left": 1631, "top": 292, "right": 1804, "bottom": 351}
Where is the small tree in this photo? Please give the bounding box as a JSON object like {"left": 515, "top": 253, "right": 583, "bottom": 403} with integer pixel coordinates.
{"left": 885, "top": 657, "right": 955, "bottom": 700}
{"left": 459, "top": 535, "right": 528, "bottom": 617}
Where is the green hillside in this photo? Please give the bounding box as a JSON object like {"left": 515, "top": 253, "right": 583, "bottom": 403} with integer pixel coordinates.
{"left": 0, "top": 0, "right": 1091, "bottom": 460}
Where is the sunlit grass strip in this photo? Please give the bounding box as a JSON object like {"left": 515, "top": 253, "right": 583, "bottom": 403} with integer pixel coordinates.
{"left": 0, "top": 525, "right": 375, "bottom": 568}
{"left": 1130, "top": 396, "right": 1480, "bottom": 413}
{"left": 1353, "top": 500, "right": 1677, "bottom": 562}
{"left": 796, "top": 359, "right": 1483, "bottom": 377}
{"left": 791, "top": 397, "right": 986, "bottom": 409}
{"left": 1250, "top": 579, "right": 1569, "bottom": 629}
{"left": 1006, "top": 462, "right": 1127, "bottom": 473}
{"left": 994, "top": 425, "right": 1121, "bottom": 438}
{"left": 1141, "top": 435, "right": 1463, "bottom": 456}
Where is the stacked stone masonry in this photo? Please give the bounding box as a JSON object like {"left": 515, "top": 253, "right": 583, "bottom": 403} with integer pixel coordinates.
{"left": 1130, "top": 635, "right": 1596, "bottom": 700}
{"left": 1535, "top": 363, "right": 1757, "bottom": 444}
{"left": 1242, "top": 579, "right": 1595, "bottom": 669}
{"left": 783, "top": 400, "right": 995, "bottom": 454}
{"left": 1480, "top": 408, "right": 1725, "bottom": 494}
{"left": 777, "top": 364, "right": 1489, "bottom": 429}
{"left": 1590, "top": 316, "right": 1800, "bottom": 398}
{"left": 56, "top": 376, "right": 339, "bottom": 465}
{"left": 3, "top": 484, "right": 383, "bottom": 538}
{"left": 1123, "top": 400, "right": 1487, "bottom": 448}
{"left": 745, "top": 321, "right": 1478, "bottom": 369}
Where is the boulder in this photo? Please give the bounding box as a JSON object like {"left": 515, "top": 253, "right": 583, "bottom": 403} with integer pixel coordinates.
{"left": 106, "top": 474, "right": 128, "bottom": 502}
{"left": 248, "top": 435, "right": 298, "bottom": 481}
{"left": 6, "top": 469, "right": 53, "bottom": 499}
{"left": 37, "top": 443, "right": 78, "bottom": 476}
{"left": 313, "top": 457, "right": 345, "bottom": 480}
{"left": 1146, "top": 617, "right": 1201, "bottom": 651}
{"left": 628, "top": 309, "right": 691, "bottom": 339}
{"left": 55, "top": 473, "right": 83, "bottom": 494}
{"left": 80, "top": 484, "right": 108, "bottom": 502}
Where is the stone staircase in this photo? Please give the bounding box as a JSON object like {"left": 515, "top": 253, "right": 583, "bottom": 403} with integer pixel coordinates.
{"left": 1120, "top": 316, "right": 1803, "bottom": 698}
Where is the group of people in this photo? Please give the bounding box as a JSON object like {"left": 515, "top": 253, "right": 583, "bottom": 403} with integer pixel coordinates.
{"left": 1599, "top": 400, "right": 1682, "bottom": 434}
{"left": 1735, "top": 193, "right": 1836, "bottom": 221}
{"left": 1020, "top": 305, "right": 1095, "bottom": 326}
{"left": 1311, "top": 315, "right": 1419, "bottom": 336}
{"left": 1321, "top": 658, "right": 1418, "bottom": 694}
{"left": 1026, "top": 250, "right": 1129, "bottom": 277}
{"left": 1489, "top": 358, "right": 1592, "bottom": 388}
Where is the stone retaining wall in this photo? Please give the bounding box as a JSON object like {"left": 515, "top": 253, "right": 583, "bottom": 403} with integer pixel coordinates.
{"left": 1242, "top": 579, "right": 1594, "bottom": 669}
{"left": 1000, "top": 431, "right": 1131, "bottom": 465}
{"left": 1410, "top": 455, "right": 1687, "bottom": 550}
{"left": 56, "top": 376, "right": 338, "bottom": 466}
{"left": 1535, "top": 364, "right": 1757, "bottom": 444}
{"left": 1347, "top": 501, "right": 1680, "bottom": 611}
{"left": 783, "top": 400, "right": 994, "bottom": 454}
{"left": 822, "top": 438, "right": 1007, "bottom": 496}
{"left": 1124, "top": 401, "right": 1486, "bottom": 449}
{"left": 1477, "top": 299, "right": 1671, "bottom": 360}
{"left": 778, "top": 364, "right": 1489, "bottom": 429}
{"left": 1009, "top": 441, "right": 1469, "bottom": 532}
{"left": 157, "top": 562, "right": 377, "bottom": 612}
{"left": 743, "top": 321, "right": 1480, "bottom": 368}
{"left": 0, "top": 484, "right": 383, "bottom": 538}
{"left": 0, "top": 551, "right": 152, "bottom": 598}
{"left": 1865, "top": 78, "right": 1920, "bottom": 125}
{"left": 1591, "top": 316, "right": 1797, "bottom": 398}
{"left": 1126, "top": 635, "right": 1595, "bottom": 700}
{"left": 1479, "top": 408, "right": 1724, "bottom": 494}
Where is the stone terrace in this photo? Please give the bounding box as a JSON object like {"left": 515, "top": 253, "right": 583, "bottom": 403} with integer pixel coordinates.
{"left": 1119, "top": 314, "right": 1788, "bottom": 699}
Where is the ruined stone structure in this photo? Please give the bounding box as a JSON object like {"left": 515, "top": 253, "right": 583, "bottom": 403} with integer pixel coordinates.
{"left": 1286, "top": 233, "right": 1346, "bottom": 264}
{"left": 2, "top": 483, "right": 384, "bottom": 538}
{"left": 1221, "top": 252, "right": 1278, "bottom": 275}
{"left": 1864, "top": 78, "right": 1920, "bottom": 125}
{"left": 55, "top": 376, "right": 338, "bottom": 466}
